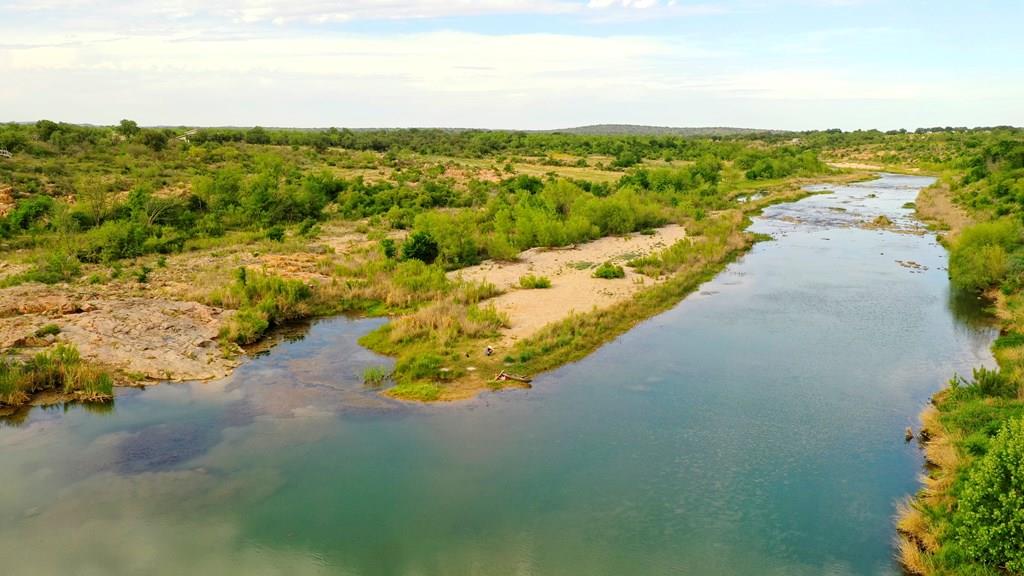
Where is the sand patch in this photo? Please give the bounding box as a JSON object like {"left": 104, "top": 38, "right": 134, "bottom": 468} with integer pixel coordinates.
{"left": 453, "top": 225, "right": 687, "bottom": 341}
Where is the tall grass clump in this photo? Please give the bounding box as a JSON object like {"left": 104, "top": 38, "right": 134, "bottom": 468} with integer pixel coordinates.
{"left": 211, "top": 267, "right": 315, "bottom": 344}
{"left": 0, "top": 344, "right": 113, "bottom": 406}
{"left": 519, "top": 274, "right": 551, "bottom": 289}
{"left": 362, "top": 366, "right": 389, "bottom": 387}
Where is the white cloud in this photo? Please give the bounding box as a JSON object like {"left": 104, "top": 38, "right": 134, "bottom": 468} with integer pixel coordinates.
{"left": 3, "top": 0, "right": 712, "bottom": 26}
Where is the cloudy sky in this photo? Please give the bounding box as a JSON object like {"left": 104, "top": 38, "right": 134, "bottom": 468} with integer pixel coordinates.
{"left": 1, "top": 0, "right": 1021, "bottom": 130}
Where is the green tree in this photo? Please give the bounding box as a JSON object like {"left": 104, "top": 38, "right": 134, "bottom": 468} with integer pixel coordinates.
{"left": 117, "top": 119, "right": 140, "bottom": 138}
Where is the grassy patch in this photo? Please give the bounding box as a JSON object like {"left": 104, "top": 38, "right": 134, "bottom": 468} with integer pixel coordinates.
{"left": 210, "top": 268, "right": 315, "bottom": 344}
{"left": 518, "top": 274, "right": 552, "bottom": 289}
{"left": 362, "top": 365, "right": 389, "bottom": 387}
{"left": 0, "top": 344, "right": 113, "bottom": 407}
{"left": 34, "top": 323, "right": 61, "bottom": 337}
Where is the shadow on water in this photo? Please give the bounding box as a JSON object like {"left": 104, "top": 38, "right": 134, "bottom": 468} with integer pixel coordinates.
{"left": 948, "top": 286, "right": 997, "bottom": 329}
{"left": 1, "top": 397, "right": 115, "bottom": 428}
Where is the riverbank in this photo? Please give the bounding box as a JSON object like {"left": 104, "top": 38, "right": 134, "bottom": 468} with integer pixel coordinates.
{"left": 897, "top": 180, "right": 1024, "bottom": 575}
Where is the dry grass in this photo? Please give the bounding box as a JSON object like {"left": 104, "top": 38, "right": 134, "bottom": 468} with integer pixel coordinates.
{"left": 915, "top": 181, "right": 973, "bottom": 239}
{"left": 897, "top": 534, "right": 932, "bottom": 576}
{"left": 387, "top": 300, "right": 508, "bottom": 347}
{"left": 896, "top": 499, "right": 939, "bottom": 552}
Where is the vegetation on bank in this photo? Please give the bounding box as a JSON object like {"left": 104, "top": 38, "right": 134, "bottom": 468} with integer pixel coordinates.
{"left": 0, "top": 344, "right": 113, "bottom": 408}
{"left": 899, "top": 132, "right": 1024, "bottom": 576}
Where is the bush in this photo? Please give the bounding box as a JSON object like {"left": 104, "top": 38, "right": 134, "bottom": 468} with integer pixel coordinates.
{"left": 949, "top": 219, "right": 1022, "bottom": 292}
{"left": 380, "top": 238, "right": 397, "bottom": 259}
{"left": 953, "top": 417, "right": 1024, "bottom": 572}
{"left": 401, "top": 230, "right": 439, "bottom": 263}
{"left": 519, "top": 274, "right": 552, "bottom": 289}
{"left": 265, "top": 225, "right": 285, "bottom": 242}
{"left": 213, "top": 270, "right": 314, "bottom": 344}
{"left": 593, "top": 262, "right": 626, "bottom": 279}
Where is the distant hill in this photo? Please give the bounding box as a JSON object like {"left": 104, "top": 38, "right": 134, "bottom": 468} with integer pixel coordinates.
{"left": 547, "top": 124, "right": 785, "bottom": 136}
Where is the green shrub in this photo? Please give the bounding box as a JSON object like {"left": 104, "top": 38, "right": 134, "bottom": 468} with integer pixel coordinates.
{"left": 380, "top": 238, "right": 397, "bottom": 259}
{"left": 266, "top": 225, "right": 285, "bottom": 242}
{"left": 593, "top": 262, "right": 626, "bottom": 279}
{"left": 950, "top": 367, "right": 1018, "bottom": 400}
{"left": 401, "top": 230, "right": 439, "bottom": 263}
{"left": 519, "top": 274, "right": 552, "bottom": 289}
{"left": 134, "top": 265, "right": 151, "bottom": 283}
{"left": 953, "top": 417, "right": 1024, "bottom": 572}
{"left": 949, "top": 219, "right": 1022, "bottom": 292}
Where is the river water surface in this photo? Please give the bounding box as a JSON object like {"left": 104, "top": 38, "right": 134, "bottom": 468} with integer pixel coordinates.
{"left": 0, "top": 174, "right": 997, "bottom": 575}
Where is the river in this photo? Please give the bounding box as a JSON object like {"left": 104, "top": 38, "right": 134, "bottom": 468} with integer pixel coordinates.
{"left": 0, "top": 174, "right": 997, "bottom": 575}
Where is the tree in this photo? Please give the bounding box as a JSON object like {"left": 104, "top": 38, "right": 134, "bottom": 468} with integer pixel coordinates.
{"left": 117, "top": 119, "right": 140, "bottom": 138}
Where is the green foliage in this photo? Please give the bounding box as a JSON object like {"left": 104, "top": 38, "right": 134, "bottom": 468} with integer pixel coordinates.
{"left": 380, "top": 238, "right": 397, "bottom": 259}
{"left": 519, "top": 274, "right": 552, "bottom": 289}
{"left": 139, "top": 130, "right": 168, "bottom": 151}
{"left": 387, "top": 381, "right": 442, "bottom": 402}
{"left": 212, "top": 270, "right": 314, "bottom": 344}
{"left": 949, "top": 219, "right": 1022, "bottom": 292}
{"left": 2, "top": 250, "right": 83, "bottom": 286}
{"left": 949, "top": 367, "right": 1018, "bottom": 400}
{"left": 394, "top": 353, "right": 444, "bottom": 381}
{"left": 401, "top": 230, "right": 439, "bottom": 263}
{"left": 0, "top": 344, "right": 113, "bottom": 406}
{"left": 953, "top": 417, "right": 1024, "bottom": 572}
{"left": 593, "top": 262, "right": 626, "bottom": 279}
{"left": 362, "top": 366, "right": 389, "bottom": 387}
{"left": 265, "top": 225, "right": 285, "bottom": 242}
{"left": 117, "top": 119, "right": 140, "bottom": 138}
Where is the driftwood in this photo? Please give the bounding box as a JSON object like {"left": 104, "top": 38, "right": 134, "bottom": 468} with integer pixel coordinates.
{"left": 494, "top": 371, "right": 532, "bottom": 384}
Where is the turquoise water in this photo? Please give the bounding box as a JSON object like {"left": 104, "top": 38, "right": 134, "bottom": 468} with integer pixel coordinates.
{"left": 0, "top": 174, "right": 996, "bottom": 575}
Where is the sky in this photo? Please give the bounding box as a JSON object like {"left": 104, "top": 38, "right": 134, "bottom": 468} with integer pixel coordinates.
{"left": 0, "top": 0, "right": 1021, "bottom": 130}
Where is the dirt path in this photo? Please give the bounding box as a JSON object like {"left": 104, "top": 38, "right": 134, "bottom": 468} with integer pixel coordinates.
{"left": 453, "top": 225, "right": 687, "bottom": 342}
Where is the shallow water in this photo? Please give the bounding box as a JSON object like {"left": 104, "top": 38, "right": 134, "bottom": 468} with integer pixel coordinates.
{"left": 0, "top": 174, "right": 997, "bottom": 575}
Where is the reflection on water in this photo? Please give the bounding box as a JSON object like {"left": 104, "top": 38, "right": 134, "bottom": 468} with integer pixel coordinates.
{"left": 0, "top": 174, "right": 999, "bottom": 575}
